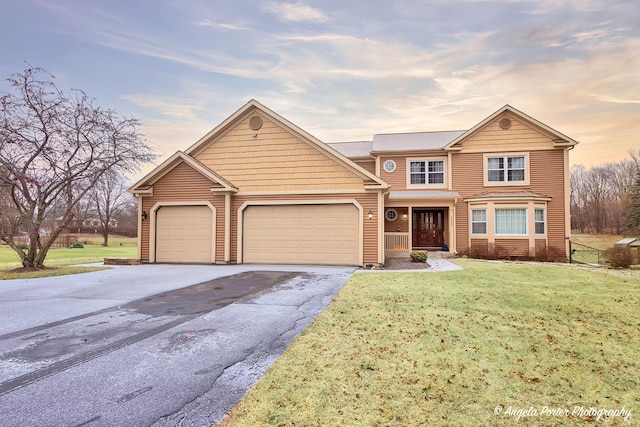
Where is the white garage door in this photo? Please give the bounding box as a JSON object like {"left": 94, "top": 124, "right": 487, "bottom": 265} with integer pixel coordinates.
{"left": 243, "top": 204, "right": 360, "bottom": 265}
{"left": 156, "top": 205, "right": 214, "bottom": 263}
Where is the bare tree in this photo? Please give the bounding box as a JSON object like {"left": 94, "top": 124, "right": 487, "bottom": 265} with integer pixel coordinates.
{"left": 0, "top": 66, "right": 155, "bottom": 269}
{"left": 90, "top": 171, "right": 132, "bottom": 246}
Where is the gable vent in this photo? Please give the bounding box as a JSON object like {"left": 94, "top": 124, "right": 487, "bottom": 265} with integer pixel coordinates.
{"left": 499, "top": 117, "right": 512, "bottom": 130}
{"left": 249, "top": 116, "right": 263, "bottom": 130}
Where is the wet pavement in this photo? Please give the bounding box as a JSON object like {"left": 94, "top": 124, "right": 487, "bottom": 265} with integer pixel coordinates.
{"left": 0, "top": 265, "right": 354, "bottom": 427}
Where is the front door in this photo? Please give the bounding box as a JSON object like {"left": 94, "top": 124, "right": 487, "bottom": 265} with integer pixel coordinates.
{"left": 413, "top": 210, "right": 445, "bottom": 248}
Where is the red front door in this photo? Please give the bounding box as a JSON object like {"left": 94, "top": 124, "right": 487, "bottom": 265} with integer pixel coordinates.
{"left": 413, "top": 210, "right": 445, "bottom": 248}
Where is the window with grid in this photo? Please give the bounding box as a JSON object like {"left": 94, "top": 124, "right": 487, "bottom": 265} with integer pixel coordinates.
{"left": 495, "top": 208, "right": 527, "bottom": 235}
{"left": 487, "top": 156, "right": 525, "bottom": 182}
{"left": 471, "top": 209, "right": 487, "bottom": 235}
{"left": 410, "top": 160, "right": 444, "bottom": 185}
{"left": 534, "top": 208, "right": 545, "bottom": 234}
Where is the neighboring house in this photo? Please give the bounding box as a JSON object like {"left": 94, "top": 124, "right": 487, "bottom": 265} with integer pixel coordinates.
{"left": 129, "top": 100, "right": 577, "bottom": 266}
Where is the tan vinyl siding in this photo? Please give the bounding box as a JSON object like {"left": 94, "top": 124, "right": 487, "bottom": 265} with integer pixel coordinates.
{"left": 380, "top": 156, "right": 408, "bottom": 190}
{"left": 460, "top": 113, "right": 555, "bottom": 151}
{"left": 384, "top": 207, "right": 409, "bottom": 232}
{"left": 231, "top": 192, "right": 379, "bottom": 264}
{"left": 494, "top": 239, "right": 530, "bottom": 257}
{"left": 195, "top": 114, "right": 364, "bottom": 192}
{"left": 469, "top": 239, "right": 488, "bottom": 256}
{"left": 353, "top": 159, "right": 376, "bottom": 174}
{"left": 449, "top": 149, "right": 567, "bottom": 257}
{"left": 530, "top": 150, "right": 566, "bottom": 251}
{"left": 140, "top": 162, "right": 225, "bottom": 262}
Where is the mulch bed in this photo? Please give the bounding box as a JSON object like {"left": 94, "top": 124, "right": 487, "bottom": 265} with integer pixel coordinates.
{"left": 380, "top": 258, "right": 431, "bottom": 270}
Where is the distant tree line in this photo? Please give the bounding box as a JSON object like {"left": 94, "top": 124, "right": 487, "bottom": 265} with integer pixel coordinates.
{"left": 571, "top": 150, "right": 640, "bottom": 235}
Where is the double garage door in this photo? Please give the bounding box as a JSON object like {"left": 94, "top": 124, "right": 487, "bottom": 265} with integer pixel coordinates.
{"left": 244, "top": 204, "right": 360, "bottom": 266}
{"left": 155, "top": 203, "right": 360, "bottom": 265}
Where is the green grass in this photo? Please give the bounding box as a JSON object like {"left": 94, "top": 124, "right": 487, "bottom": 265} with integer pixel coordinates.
{"left": 0, "top": 236, "right": 137, "bottom": 279}
{"left": 221, "top": 260, "right": 639, "bottom": 427}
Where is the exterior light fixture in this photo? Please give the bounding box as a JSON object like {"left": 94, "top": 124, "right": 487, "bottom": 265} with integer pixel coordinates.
{"left": 368, "top": 209, "right": 373, "bottom": 220}
{"left": 403, "top": 213, "right": 407, "bottom": 219}
{"left": 141, "top": 211, "right": 148, "bottom": 221}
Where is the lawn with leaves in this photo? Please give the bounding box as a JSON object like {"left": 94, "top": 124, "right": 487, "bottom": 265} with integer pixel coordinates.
{"left": 221, "top": 260, "right": 639, "bottom": 426}
{"left": 0, "top": 236, "right": 137, "bottom": 279}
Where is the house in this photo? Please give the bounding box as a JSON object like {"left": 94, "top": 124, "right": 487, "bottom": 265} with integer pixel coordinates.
{"left": 129, "top": 100, "right": 577, "bottom": 266}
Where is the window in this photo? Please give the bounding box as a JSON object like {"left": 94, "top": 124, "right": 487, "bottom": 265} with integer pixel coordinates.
{"left": 409, "top": 160, "right": 444, "bottom": 185}
{"left": 495, "top": 208, "right": 527, "bottom": 235}
{"left": 383, "top": 160, "right": 396, "bottom": 173}
{"left": 471, "top": 209, "right": 487, "bottom": 235}
{"left": 487, "top": 155, "right": 525, "bottom": 183}
{"left": 535, "top": 208, "right": 545, "bottom": 234}
{"left": 385, "top": 209, "right": 398, "bottom": 221}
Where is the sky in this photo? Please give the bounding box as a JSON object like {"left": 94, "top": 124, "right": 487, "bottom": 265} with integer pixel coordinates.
{"left": 1, "top": 0, "right": 638, "bottom": 179}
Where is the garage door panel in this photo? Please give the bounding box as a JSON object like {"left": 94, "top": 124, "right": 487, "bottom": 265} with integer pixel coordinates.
{"left": 156, "top": 205, "right": 213, "bottom": 263}
{"left": 243, "top": 204, "right": 359, "bottom": 266}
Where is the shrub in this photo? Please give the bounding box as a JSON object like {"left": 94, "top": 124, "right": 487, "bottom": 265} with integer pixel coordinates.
{"left": 410, "top": 250, "right": 428, "bottom": 263}
{"left": 70, "top": 242, "right": 84, "bottom": 249}
{"left": 604, "top": 246, "right": 633, "bottom": 269}
{"left": 16, "top": 243, "right": 28, "bottom": 250}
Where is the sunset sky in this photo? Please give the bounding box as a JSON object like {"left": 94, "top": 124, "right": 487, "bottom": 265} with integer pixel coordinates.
{"left": 1, "top": 0, "right": 638, "bottom": 178}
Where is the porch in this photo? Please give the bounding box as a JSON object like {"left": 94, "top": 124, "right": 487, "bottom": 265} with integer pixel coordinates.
{"left": 383, "top": 206, "right": 454, "bottom": 259}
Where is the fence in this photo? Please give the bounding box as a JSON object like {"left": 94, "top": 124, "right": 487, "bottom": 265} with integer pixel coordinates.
{"left": 570, "top": 242, "right": 603, "bottom": 265}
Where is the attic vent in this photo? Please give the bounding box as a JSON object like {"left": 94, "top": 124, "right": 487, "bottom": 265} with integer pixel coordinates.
{"left": 499, "top": 117, "right": 512, "bottom": 130}
{"left": 249, "top": 116, "right": 263, "bottom": 130}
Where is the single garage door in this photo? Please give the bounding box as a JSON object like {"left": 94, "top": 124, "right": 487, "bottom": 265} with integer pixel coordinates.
{"left": 156, "top": 205, "right": 214, "bottom": 263}
{"left": 243, "top": 204, "right": 359, "bottom": 265}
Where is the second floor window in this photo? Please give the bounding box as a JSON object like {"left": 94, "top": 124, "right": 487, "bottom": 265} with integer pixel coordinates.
{"left": 410, "top": 160, "right": 444, "bottom": 185}
{"left": 487, "top": 155, "right": 525, "bottom": 183}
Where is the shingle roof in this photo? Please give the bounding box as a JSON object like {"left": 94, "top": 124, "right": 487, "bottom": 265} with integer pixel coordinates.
{"left": 388, "top": 190, "right": 462, "bottom": 200}
{"left": 326, "top": 141, "right": 373, "bottom": 158}
{"left": 372, "top": 130, "right": 466, "bottom": 152}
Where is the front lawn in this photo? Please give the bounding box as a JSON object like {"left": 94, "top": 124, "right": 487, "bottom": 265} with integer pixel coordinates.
{"left": 221, "top": 260, "right": 639, "bottom": 426}
{"left": 0, "top": 236, "right": 137, "bottom": 279}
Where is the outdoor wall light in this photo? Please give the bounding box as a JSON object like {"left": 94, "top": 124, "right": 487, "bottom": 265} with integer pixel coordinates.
{"left": 367, "top": 209, "right": 373, "bottom": 220}
{"left": 141, "top": 211, "right": 148, "bottom": 221}
{"left": 403, "top": 213, "right": 407, "bottom": 219}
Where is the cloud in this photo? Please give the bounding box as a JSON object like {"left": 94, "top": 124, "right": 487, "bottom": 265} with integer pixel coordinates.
{"left": 193, "top": 20, "right": 255, "bottom": 31}
{"left": 262, "top": 2, "right": 327, "bottom": 22}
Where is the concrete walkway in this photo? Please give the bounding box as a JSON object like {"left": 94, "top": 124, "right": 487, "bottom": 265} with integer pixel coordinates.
{"left": 358, "top": 252, "right": 463, "bottom": 273}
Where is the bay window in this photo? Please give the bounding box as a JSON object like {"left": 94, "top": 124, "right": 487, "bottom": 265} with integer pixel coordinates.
{"left": 495, "top": 208, "right": 527, "bottom": 235}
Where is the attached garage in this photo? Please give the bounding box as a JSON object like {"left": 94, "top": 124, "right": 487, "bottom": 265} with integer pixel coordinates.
{"left": 155, "top": 205, "right": 215, "bottom": 263}
{"left": 242, "top": 204, "right": 360, "bottom": 265}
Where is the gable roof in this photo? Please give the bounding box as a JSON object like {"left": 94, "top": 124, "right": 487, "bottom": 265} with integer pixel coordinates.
{"left": 444, "top": 104, "right": 579, "bottom": 150}
{"left": 129, "top": 151, "right": 238, "bottom": 194}
{"left": 185, "top": 99, "right": 388, "bottom": 189}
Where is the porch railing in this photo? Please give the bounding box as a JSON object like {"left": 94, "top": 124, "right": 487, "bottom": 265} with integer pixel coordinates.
{"left": 384, "top": 232, "right": 410, "bottom": 257}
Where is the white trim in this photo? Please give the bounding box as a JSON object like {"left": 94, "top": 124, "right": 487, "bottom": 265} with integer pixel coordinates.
{"left": 444, "top": 104, "right": 578, "bottom": 150}
{"left": 406, "top": 157, "right": 448, "bottom": 189}
{"left": 494, "top": 207, "right": 529, "bottom": 236}
{"left": 224, "top": 193, "right": 231, "bottom": 262}
{"left": 136, "top": 195, "right": 143, "bottom": 260}
{"left": 129, "top": 151, "right": 237, "bottom": 194}
{"left": 236, "top": 199, "right": 364, "bottom": 266}
{"left": 378, "top": 190, "right": 385, "bottom": 264}
{"left": 149, "top": 201, "right": 217, "bottom": 263}
{"left": 385, "top": 209, "right": 398, "bottom": 221}
{"left": 383, "top": 160, "right": 397, "bottom": 173}
{"left": 483, "top": 153, "right": 530, "bottom": 187}
{"left": 470, "top": 208, "right": 488, "bottom": 236}
{"left": 564, "top": 147, "right": 571, "bottom": 256}
{"left": 235, "top": 189, "right": 369, "bottom": 196}
{"left": 183, "top": 99, "right": 389, "bottom": 189}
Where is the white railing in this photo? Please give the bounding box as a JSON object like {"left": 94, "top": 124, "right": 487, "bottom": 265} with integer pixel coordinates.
{"left": 384, "top": 232, "right": 410, "bottom": 257}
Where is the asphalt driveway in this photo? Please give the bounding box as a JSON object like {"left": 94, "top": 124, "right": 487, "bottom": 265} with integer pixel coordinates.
{"left": 0, "top": 264, "right": 355, "bottom": 427}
